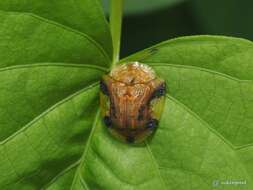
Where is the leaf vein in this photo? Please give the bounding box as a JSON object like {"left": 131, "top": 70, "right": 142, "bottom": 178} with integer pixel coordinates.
{"left": 165, "top": 95, "right": 235, "bottom": 149}
{"left": 145, "top": 142, "right": 167, "bottom": 190}
{"left": 148, "top": 63, "right": 253, "bottom": 82}
{"left": 0, "top": 82, "right": 99, "bottom": 145}
{"left": 0, "top": 63, "right": 109, "bottom": 73}
{"left": 0, "top": 10, "right": 111, "bottom": 64}
{"left": 70, "top": 109, "right": 101, "bottom": 190}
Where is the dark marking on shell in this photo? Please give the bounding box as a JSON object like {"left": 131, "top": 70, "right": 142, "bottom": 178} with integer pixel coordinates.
{"left": 137, "top": 105, "right": 146, "bottom": 121}
{"left": 103, "top": 116, "right": 112, "bottom": 128}
{"left": 100, "top": 80, "right": 109, "bottom": 96}
{"left": 149, "top": 82, "right": 166, "bottom": 101}
{"left": 110, "top": 101, "right": 117, "bottom": 118}
{"left": 146, "top": 119, "right": 158, "bottom": 129}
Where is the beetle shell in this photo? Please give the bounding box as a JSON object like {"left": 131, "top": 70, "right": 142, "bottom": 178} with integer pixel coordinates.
{"left": 100, "top": 62, "right": 166, "bottom": 143}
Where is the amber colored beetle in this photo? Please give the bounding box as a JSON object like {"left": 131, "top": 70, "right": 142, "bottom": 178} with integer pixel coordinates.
{"left": 100, "top": 62, "right": 166, "bottom": 143}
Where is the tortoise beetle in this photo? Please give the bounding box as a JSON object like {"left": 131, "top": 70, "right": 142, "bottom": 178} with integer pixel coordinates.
{"left": 100, "top": 62, "right": 166, "bottom": 143}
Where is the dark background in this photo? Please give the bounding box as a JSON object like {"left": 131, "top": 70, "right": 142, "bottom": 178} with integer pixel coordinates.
{"left": 103, "top": 0, "right": 253, "bottom": 57}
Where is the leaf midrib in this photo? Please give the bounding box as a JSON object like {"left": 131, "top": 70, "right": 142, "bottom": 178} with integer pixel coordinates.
{"left": 145, "top": 142, "right": 167, "bottom": 190}
{"left": 70, "top": 109, "right": 101, "bottom": 190}
{"left": 42, "top": 159, "right": 81, "bottom": 189}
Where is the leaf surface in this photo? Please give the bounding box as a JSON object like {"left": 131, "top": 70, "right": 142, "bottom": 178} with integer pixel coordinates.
{"left": 0, "top": 83, "right": 100, "bottom": 189}
{"left": 123, "top": 36, "right": 253, "bottom": 146}
{"left": 0, "top": 1, "right": 253, "bottom": 189}
{"left": 0, "top": 11, "right": 110, "bottom": 68}
{"left": 0, "top": 0, "right": 112, "bottom": 57}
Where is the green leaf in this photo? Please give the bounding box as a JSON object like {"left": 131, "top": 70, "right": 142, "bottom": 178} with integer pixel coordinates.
{"left": 0, "top": 83, "right": 100, "bottom": 189}
{"left": 0, "top": 64, "right": 106, "bottom": 140}
{"left": 70, "top": 97, "right": 252, "bottom": 189}
{"left": 123, "top": 35, "right": 253, "bottom": 146}
{"left": 0, "top": 0, "right": 111, "bottom": 189}
{"left": 1, "top": 1, "right": 253, "bottom": 189}
{"left": 69, "top": 36, "right": 253, "bottom": 189}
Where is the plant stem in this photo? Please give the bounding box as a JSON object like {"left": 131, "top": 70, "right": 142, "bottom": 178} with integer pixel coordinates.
{"left": 110, "top": 0, "right": 123, "bottom": 68}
